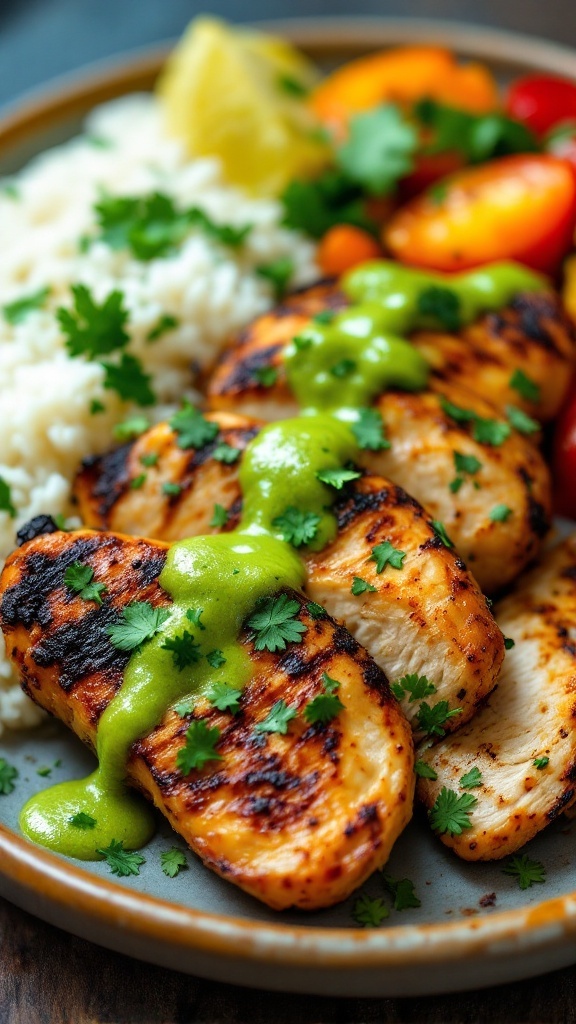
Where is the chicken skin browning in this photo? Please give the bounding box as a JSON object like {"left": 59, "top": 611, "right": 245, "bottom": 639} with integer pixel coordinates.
{"left": 0, "top": 528, "right": 414, "bottom": 910}
{"left": 417, "top": 535, "right": 576, "bottom": 861}
{"left": 75, "top": 417, "right": 504, "bottom": 737}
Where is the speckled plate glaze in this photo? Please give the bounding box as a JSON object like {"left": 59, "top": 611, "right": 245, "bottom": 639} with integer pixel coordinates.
{"left": 1, "top": 18, "right": 576, "bottom": 998}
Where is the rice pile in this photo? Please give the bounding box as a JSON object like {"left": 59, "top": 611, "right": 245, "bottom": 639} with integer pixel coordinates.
{"left": 0, "top": 93, "right": 318, "bottom": 732}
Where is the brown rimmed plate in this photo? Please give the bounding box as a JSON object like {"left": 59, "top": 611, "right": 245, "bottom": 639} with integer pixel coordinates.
{"left": 1, "top": 18, "right": 576, "bottom": 997}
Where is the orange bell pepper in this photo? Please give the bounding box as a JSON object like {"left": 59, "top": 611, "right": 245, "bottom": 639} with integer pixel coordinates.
{"left": 317, "top": 225, "right": 382, "bottom": 276}
{"left": 384, "top": 154, "right": 576, "bottom": 275}
{"left": 310, "top": 46, "right": 498, "bottom": 136}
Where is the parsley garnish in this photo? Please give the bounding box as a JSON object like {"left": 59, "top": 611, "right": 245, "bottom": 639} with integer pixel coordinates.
{"left": 112, "top": 415, "right": 149, "bottom": 441}
{"left": 254, "top": 366, "right": 278, "bottom": 388}
{"left": 101, "top": 352, "right": 155, "bottom": 406}
{"left": 391, "top": 673, "right": 436, "bottom": 702}
{"left": 414, "top": 759, "right": 438, "bottom": 780}
{"left": 504, "top": 637, "right": 515, "bottom": 650}
{"left": 206, "top": 682, "right": 242, "bottom": 714}
{"left": 429, "top": 787, "right": 477, "bottom": 835}
{"left": 161, "top": 630, "right": 202, "bottom": 670}
{"left": 510, "top": 368, "right": 540, "bottom": 403}
{"left": 459, "top": 767, "right": 483, "bottom": 789}
{"left": 206, "top": 649, "right": 226, "bottom": 668}
{"left": 255, "top": 699, "right": 297, "bottom": 735}
{"left": 490, "top": 504, "right": 512, "bottom": 522}
{"left": 417, "top": 285, "right": 461, "bottom": 332}
{"left": 107, "top": 601, "right": 170, "bottom": 652}
{"left": 351, "top": 576, "right": 377, "bottom": 596}
{"left": 272, "top": 506, "right": 321, "bottom": 548}
{"left": 507, "top": 404, "right": 539, "bottom": 435}
{"left": 306, "top": 601, "right": 326, "bottom": 619}
{"left": 352, "top": 893, "right": 389, "bottom": 927}
{"left": 256, "top": 257, "right": 294, "bottom": 300}
{"left": 162, "top": 482, "right": 182, "bottom": 498}
{"left": 337, "top": 105, "right": 418, "bottom": 195}
{"left": 147, "top": 313, "right": 179, "bottom": 342}
{"left": 3, "top": 285, "right": 51, "bottom": 324}
{"left": 0, "top": 758, "right": 18, "bottom": 795}
{"left": 169, "top": 403, "right": 219, "bottom": 450}
{"left": 161, "top": 848, "right": 188, "bottom": 878}
{"left": 502, "top": 854, "right": 546, "bottom": 890}
{"left": 381, "top": 874, "right": 421, "bottom": 911}
{"left": 177, "top": 720, "right": 222, "bottom": 773}
{"left": 69, "top": 812, "right": 97, "bottom": 830}
{"left": 303, "top": 672, "right": 345, "bottom": 725}
{"left": 0, "top": 477, "right": 16, "bottom": 518}
{"left": 533, "top": 756, "right": 549, "bottom": 770}
{"left": 316, "top": 466, "right": 361, "bottom": 490}
{"left": 416, "top": 700, "right": 461, "bottom": 738}
{"left": 97, "top": 839, "right": 145, "bottom": 877}
{"left": 431, "top": 520, "right": 454, "bottom": 548}
{"left": 57, "top": 284, "right": 129, "bottom": 358}
{"left": 247, "top": 594, "right": 306, "bottom": 652}
{"left": 212, "top": 442, "right": 241, "bottom": 464}
{"left": 64, "top": 562, "right": 107, "bottom": 605}
{"left": 370, "top": 541, "right": 406, "bottom": 573}
{"left": 351, "top": 408, "right": 390, "bottom": 451}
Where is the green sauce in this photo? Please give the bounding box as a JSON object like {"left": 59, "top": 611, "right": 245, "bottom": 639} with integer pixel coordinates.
{"left": 20, "top": 259, "right": 547, "bottom": 860}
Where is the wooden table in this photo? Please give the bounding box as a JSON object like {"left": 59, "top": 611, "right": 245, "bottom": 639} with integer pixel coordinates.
{"left": 0, "top": 896, "right": 573, "bottom": 1022}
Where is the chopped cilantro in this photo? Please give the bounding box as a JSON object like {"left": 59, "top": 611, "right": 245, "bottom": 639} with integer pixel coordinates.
{"left": 281, "top": 170, "right": 376, "bottom": 239}
{"left": 313, "top": 309, "right": 336, "bottom": 325}
{"left": 36, "top": 766, "right": 52, "bottom": 777}
{"left": 147, "top": 313, "right": 179, "bottom": 342}
{"left": 177, "top": 720, "right": 222, "bottom": 774}
{"left": 212, "top": 442, "right": 241, "bottom": 464}
{"left": 277, "top": 73, "right": 309, "bottom": 97}
{"left": 255, "top": 699, "right": 297, "bottom": 735}
{"left": 504, "top": 637, "right": 515, "bottom": 650}
{"left": 256, "top": 257, "right": 294, "bottom": 300}
{"left": 429, "top": 787, "right": 477, "bottom": 835}
{"left": 391, "top": 673, "right": 436, "bottom": 702}
{"left": 370, "top": 541, "right": 406, "bottom": 573}
{"left": 113, "top": 416, "right": 149, "bottom": 442}
{"left": 502, "top": 854, "right": 546, "bottom": 890}
{"left": 533, "top": 756, "right": 549, "bottom": 770}
{"left": 162, "top": 482, "right": 181, "bottom": 498}
{"left": 206, "top": 681, "right": 242, "bottom": 715}
{"left": 210, "top": 503, "right": 229, "bottom": 529}
{"left": 316, "top": 466, "right": 361, "bottom": 490}
{"left": 417, "top": 285, "right": 461, "bottom": 332}
{"left": 416, "top": 700, "right": 462, "bottom": 738}
{"left": 415, "top": 98, "right": 539, "bottom": 163}
{"left": 440, "top": 397, "right": 511, "bottom": 446}
{"left": 186, "top": 608, "right": 205, "bottom": 631}
{"left": 140, "top": 451, "right": 159, "bottom": 467}
{"left": 306, "top": 601, "right": 326, "bottom": 619}
{"left": 351, "top": 576, "right": 377, "bottom": 596}
{"left": 254, "top": 365, "right": 278, "bottom": 388}
{"left": 206, "top": 649, "right": 226, "bottom": 668}
{"left": 507, "top": 404, "right": 539, "bottom": 435}
{"left": 161, "top": 630, "right": 202, "bottom": 670}
{"left": 3, "top": 285, "right": 51, "bottom": 324}
{"left": 174, "top": 699, "right": 194, "bottom": 718}
{"left": 431, "top": 520, "right": 454, "bottom": 548}
{"left": 161, "top": 848, "right": 188, "bottom": 878}
{"left": 510, "top": 368, "right": 541, "bottom": 403}
{"left": 97, "top": 839, "right": 145, "bottom": 877}
{"left": 272, "top": 506, "right": 321, "bottom": 548}
{"left": 381, "top": 874, "right": 421, "bottom": 911}
{"left": 453, "top": 451, "right": 482, "bottom": 477}
{"left": 0, "top": 759, "right": 18, "bottom": 795}
{"left": 90, "top": 399, "right": 105, "bottom": 414}
{"left": 0, "top": 477, "right": 16, "bottom": 518}
{"left": 130, "top": 474, "right": 146, "bottom": 490}
{"left": 490, "top": 504, "right": 512, "bottom": 522}
{"left": 57, "top": 284, "right": 129, "bottom": 358}
{"left": 330, "top": 358, "right": 356, "bottom": 378}
{"left": 351, "top": 408, "right": 390, "bottom": 451}
{"left": 69, "top": 812, "right": 97, "bottom": 830}
{"left": 170, "top": 403, "right": 219, "bottom": 450}
{"left": 247, "top": 593, "right": 306, "bottom": 652}
{"left": 101, "top": 352, "right": 155, "bottom": 406}
{"left": 459, "top": 767, "right": 483, "bottom": 789}
{"left": 352, "top": 893, "right": 389, "bottom": 927}
{"left": 187, "top": 206, "right": 251, "bottom": 248}
{"left": 107, "top": 601, "right": 170, "bottom": 652}
{"left": 414, "top": 760, "right": 438, "bottom": 780}
{"left": 64, "top": 562, "right": 107, "bottom": 605}
{"left": 303, "top": 672, "right": 345, "bottom": 725}
{"left": 337, "top": 105, "right": 418, "bottom": 196}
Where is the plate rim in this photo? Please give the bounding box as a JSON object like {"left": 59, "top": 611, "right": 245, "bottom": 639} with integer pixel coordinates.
{"left": 2, "top": 13, "right": 576, "bottom": 981}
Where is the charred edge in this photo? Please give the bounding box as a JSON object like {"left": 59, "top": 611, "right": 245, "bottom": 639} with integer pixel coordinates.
{"left": 235, "top": 768, "right": 322, "bottom": 829}
{"left": 561, "top": 564, "right": 576, "bottom": 582}
{"left": 0, "top": 535, "right": 102, "bottom": 629}
{"left": 220, "top": 344, "right": 284, "bottom": 392}
{"left": 547, "top": 788, "right": 576, "bottom": 821}
{"left": 81, "top": 443, "right": 133, "bottom": 520}
{"left": 130, "top": 553, "right": 167, "bottom": 587}
{"left": 486, "top": 293, "right": 571, "bottom": 352}
{"left": 361, "top": 657, "right": 392, "bottom": 701}
{"left": 527, "top": 496, "right": 550, "bottom": 539}
{"left": 16, "top": 515, "right": 60, "bottom": 546}
{"left": 185, "top": 427, "right": 260, "bottom": 472}
{"left": 344, "top": 801, "right": 380, "bottom": 838}
{"left": 334, "top": 486, "right": 390, "bottom": 531}
{"left": 31, "top": 603, "right": 130, "bottom": 692}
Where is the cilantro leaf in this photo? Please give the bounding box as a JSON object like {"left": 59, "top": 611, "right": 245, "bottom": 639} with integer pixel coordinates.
{"left": 431, "top": 520, "right": 454, "bottom": 548}
{"left": 272, "top": 506, "right": 321, "bottom": 548}
{"left": 351, "top": 408, "right": 390, "bottom": 451}
{"left": 140, "top": 452, "right": 159, "bottom": 468}
{"left": 161, "top": 630, "right": 202, "bottom": 670}
{"left": 97, "top": 839, "right": 145, "bottom": 876}
{"left": 490, "top": 504, "right": 512, "bottom": 522}
{"left": 254, "top": 366, "right": 278, "bottom": 388}
{"left": 169, "top": 403, "right": 219, "bottom": 450}
{"left": 177, "top": 720, "right": 222, "bottom": 774}
{"left": 417, "top": 285, "right": 462, "bottom": 332}
{"left": 415, "top": 98, "right": 539, "bottom": 163}
{"left": 316, "top": 467, "right": 361, "bottom": 490}
{"left": 306, "top": 601, "right": 326, "bottom": 619}
{"left": 429, "top": 787, "right": 477, "bottom": 835}
{"left": 161, "top": 848, "right": 188, "bottom": 878}
{"left": 184, "top": 608, "right": 204, "bottom": 631}
{"left": 533, "top": 756, "right": 549, "bottom": 770}
{"left": 57, "top": 284, "right": 129, "bottom": 358}
{"left": 210, "top": 503, "right": 229, "bottom": 529}
{"left": 440, "top": 397, "right": 511, "bottom": 446}
{"left": 391, "top": 673, "right": 436, "bottom": 702}
{"left": 247, "top": 594, "right": 307, "bottom": 652}
{"left": 205, "top": 681, "right": 242, "bottom": 715}
{"left": 510, "top": 368, "right": 540, "bottom": 403}
{"left": 330, "top": 358, "right": 357, "bottom": 378}
{"left": 3, "top": 285, "right": 51, "bottom": 324}
{"left": 107, "top": 601, "right": 170, "bottom": 652}
{"left": 351, "top": 576, "right": 377, "bottom": 596}
{"left": 162, "top": 482, "right": 181, "bottom": 498}
{"left": 212, "top": 442, "right": 241, "bottom": 464}
{"left": 255, "top": 699, "right": 297, "bottom": 735}
{"left": 101, "top": 352, "right": 155, "bottom": 406}
{"left": 370, "top": 541, "right": 406, "bottom": 573}
{"left": 303, "top": 672, "right": 345, "bottom": 725}
{"left": 64, "top": 562, "right": 107, "bottom": 605}
{"left": 453, "top": 451, "right": 482, "bottom": 476}
{"left": 174, "top": 699, "right": 194, "bottom": 718}
{"left": 130, "top": 473, "right": 146, "bottom": 490}
{"left": 0, "top": 758, "right": 18, "bottom": 795}
{"left": 504, "top": 637, "right": 515, "bottom": 650}
{"left": 147, "top": 313, "right": 179, "bottom": 342}
{"left": 69, "top": 812, "right": 97, "bottom": 830}
{"left": 277, "top": 73, "right": 309, "bottom": 97}
{"left": 506, "top": 404, "right": 539, "bottom": 436}
{"left": 0, "top": 477, "right": 16, "bottom": 518}
{"left": 502, "top": 854, "right": 546, "bottom": 890}
{"left": 256, "top": 257, "right": 294, "bottom": 300}
{"left": 337, "top": 105, "right": 418, "bottom": 196}
{"left": 459, "top": 767, "right": 483, "bottom": 789}
{"left": 90, "top": 399, "right": 105, "bottom": 414}
{"left": 416, "top": 700, "right": 462, "bottom": 738}
{"left": 113, "top": 415, "right": 149, "bottom": 441}
{"left": 381, "top": 874, "right": 421, "bottom": 911}
{"left": 414, "top": 759, "right": 438, "bottom": 780}
{"left": 281, "top": 170, "right": 376, "bottom": 239}
{"left": 187, "top": 206, "right": 251, "bottom": 248}
{"left": 352, "top": 893, "right": 390, "bottom": 927}
{"left": 206, "top": 649, "right": 226, "bottom": 668}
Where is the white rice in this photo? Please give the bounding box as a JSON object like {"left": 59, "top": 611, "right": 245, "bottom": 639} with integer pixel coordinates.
{"left": 0, "top": 93, "right": 318, "bottom": 732}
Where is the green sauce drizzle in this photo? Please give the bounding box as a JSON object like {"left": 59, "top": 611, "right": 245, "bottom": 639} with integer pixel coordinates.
{"left": 20, "top": 259, "right": 547, "bottom": 860}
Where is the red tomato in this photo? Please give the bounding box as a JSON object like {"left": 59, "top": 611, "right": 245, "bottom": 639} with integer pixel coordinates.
{"left": 506, "top": 75, "right": 576, "bottom": 137}
{"left": 553, "top": 386, "right": 576, "bottom": 518}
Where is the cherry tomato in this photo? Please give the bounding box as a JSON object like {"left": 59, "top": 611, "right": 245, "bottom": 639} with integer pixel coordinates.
{"left": 384, "top": 154, "right": 576, "bottom": 274}
{"left": 506, "top": 75, "right": 576, "bottom": 137}
{"left": 553, "top": 386, "right": 576, "bottom": 518}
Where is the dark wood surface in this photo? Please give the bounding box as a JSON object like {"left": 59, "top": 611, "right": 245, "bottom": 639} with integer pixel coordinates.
{"left": 0, "top": 896, "right": 574, "bottom": 1023}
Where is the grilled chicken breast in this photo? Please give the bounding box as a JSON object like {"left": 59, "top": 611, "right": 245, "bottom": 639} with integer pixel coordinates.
{"left": 0, "top": 527, "right": 414, "bottom": 909}
{"left": 416, "top": 535, "right": 576, "bottom": 861}
{"left": 75, "top": 419, "right": 504, "bottom": 736}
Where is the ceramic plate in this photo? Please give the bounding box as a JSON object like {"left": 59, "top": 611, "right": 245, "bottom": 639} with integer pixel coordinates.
{"left": 1, "top": 18, "right": 576, "bottom": 998}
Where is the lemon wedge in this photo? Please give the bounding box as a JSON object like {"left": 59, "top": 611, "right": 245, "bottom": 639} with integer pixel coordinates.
{"left": 156, "top": 17, "right": 329, "bottom": 196}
